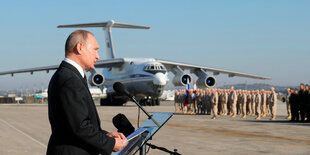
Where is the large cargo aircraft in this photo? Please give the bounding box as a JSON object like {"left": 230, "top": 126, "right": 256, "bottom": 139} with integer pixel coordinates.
{"left": 0, "top": 20, "right": 271, "bottom": 106}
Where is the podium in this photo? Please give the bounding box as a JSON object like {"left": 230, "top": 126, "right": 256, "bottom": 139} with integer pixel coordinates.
{"left": 113, "top": 112, "right": 173, "bottom": 155}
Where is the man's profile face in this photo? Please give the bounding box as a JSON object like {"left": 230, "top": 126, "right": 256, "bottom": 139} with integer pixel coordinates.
{"left": 82, "top": 34, "right": 100, "bottom": 70}
{"left": 300, "top": 84, "right": 304, "bottom": 90}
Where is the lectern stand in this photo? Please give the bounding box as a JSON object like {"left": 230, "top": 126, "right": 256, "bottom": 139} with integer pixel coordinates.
{"left": 113, "top": 112, "right": 173, "bottom": 155}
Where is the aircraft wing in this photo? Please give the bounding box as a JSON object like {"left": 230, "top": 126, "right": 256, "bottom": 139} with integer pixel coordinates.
{"left": 0, "top": 65, "right": 59, "bottom": 76}
{"left": 156, "top": 59, "right": 271, "bottom": 80}
{"left": 0, "top": 58, "right": 125, "bottom": 76}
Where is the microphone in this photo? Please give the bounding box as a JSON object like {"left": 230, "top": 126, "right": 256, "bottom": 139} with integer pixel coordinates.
{"left": 113, "top": 82, "right": 132, "bottom": 97}
{"left": 112, "top": 113, "right": 135, "bottom": 137}
{"left": 113, "top": 82, "right": 160, "bottom": 127}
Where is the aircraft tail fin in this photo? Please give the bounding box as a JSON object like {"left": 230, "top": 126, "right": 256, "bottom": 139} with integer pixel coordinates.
{"left": 58, "top": 20, "right": 150, "bottom": 59}
{"left": 57, "top": 21, "right": 150, "bottom": 29}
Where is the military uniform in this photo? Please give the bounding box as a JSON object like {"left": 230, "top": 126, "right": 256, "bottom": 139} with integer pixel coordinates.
{"left": 229, "top": 90, "right": 237, "bottom": 117}
{"left": 241, "top": 92, "right": 247, "bottom": 118}
{"left": 174, "top": 91, "right": 180, "bottom": 113}
{"left": 211, "top": 91, "right": 218, "bottom": 119}
{"left": 247, "top": 93, "right": 252, "bottom": 115}
{"left": 261, "top": 92, "right": 267, "bottom": 117}
{"left": 266, "top": 93, "right": 271, "bottom": 116}
{"left": 237, "top": 92, "right": 242, "bottom": 115}
{"left": 181, "top": 91, "right": 185, "bottom": 113}
{"left": 255, "top": 93, "right": 261, "bottom": 119}
{"left": 218, "top": 92, "right": 225, "bottom": 115}
{"left": 196, "top": 92, "right": 202, "bottom": 114}
{"left": 224, "top": 91, "right": 228, "bottom": 115}
{"left": 269, "top": 91, "right": 277, "bottom": 120}
{"left": 201, "top": 92, "right": 207, "bottom": 114}
{"left": 251, "top": 93, "right": 256, "bottom": 116}
{"left": 206, "top": 91, "right": 212, "bottom": 115}
{"left": 286, "top": 92, "right": 291, "bottom": 119}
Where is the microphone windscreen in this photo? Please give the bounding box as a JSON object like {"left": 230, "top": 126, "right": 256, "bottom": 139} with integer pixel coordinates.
{"left": 113, "top": 82, "right": 125, "bottom": 94}
{"left": 112, "top": 113, "right": 135, "bottom": 137}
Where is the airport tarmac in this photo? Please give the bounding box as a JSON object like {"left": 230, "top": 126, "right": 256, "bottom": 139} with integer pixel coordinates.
{"left": 0, "top": 101, "right": 310, "bottom": 155}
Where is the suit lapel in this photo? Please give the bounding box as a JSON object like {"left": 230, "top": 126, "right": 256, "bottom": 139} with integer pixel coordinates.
{"left": 60, "top": 61, "right": 102, "bottom": 127}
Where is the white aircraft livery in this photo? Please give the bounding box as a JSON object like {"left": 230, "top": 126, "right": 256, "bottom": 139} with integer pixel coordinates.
{"left": 0, "top": 20, "right": 271, "bottom": 106}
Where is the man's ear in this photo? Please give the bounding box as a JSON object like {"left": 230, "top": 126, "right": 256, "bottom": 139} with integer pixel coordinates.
{"left": 75, "top": 42, "right": 84, "bottom": 55}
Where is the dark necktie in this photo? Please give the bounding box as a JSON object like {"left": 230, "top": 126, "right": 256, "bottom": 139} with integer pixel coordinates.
{"left": 83, "top": 74, "right": 87, "bottom": 83}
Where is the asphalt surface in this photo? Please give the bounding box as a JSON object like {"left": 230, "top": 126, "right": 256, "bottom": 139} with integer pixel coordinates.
{"left": 0, "top": 101, "right": 310, "bottom": 155}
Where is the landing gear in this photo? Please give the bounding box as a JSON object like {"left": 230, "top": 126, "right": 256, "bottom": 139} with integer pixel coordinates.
{"left": 155, "top": 99, "right": 160, "bottom": 106}
{"left": 100, "top": 93, "right": 128, "bottom": 106}
{"left": 139, "top": 97, "right": 160, "bottom": 106}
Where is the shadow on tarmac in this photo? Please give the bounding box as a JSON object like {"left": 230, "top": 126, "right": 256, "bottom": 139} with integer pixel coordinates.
{"left": 243, "top": 119, "right": 310, "bottom": 126}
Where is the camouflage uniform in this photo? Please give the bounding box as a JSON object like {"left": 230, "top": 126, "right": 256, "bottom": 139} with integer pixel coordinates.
{"left": 255, "top": 92, "right": 261, "bottom": 119}
{"left": 269, "top": 89, "right": 278, "bottom": 120}
{"left": 241, "top": 92, "right": 247, "bottom": 118}
{"left": 260, "top": 91, "right": 267, "bottom": 117}
{"left": 229, "top": 90, "right": 237, "bottom": 117}
{"left": 211, "top": 90, "right": 218, "bottom": 119}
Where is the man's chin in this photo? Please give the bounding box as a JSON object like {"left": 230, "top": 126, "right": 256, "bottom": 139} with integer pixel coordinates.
{"left": 86, "top": 66, "right": 95, "bottom": 71}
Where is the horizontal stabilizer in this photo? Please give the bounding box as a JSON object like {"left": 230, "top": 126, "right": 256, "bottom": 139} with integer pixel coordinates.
{"left": 57, "top": 20, "right": 150, "bottom": 29}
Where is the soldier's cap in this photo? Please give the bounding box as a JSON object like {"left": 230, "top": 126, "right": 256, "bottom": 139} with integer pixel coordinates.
{"left": 290, "top": 88, "right": 294, "bottom": 90}
{"left": 295, "top": 88, "right": 298, "bottom": 91}
{"left": 306, "top": 84, "right": 309, "bottom": 87}
{"left": 300, "top": 83, "right": 304, "bottom": 86}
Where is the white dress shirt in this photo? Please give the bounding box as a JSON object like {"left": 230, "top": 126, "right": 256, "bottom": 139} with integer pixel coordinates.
{"left": 64, "top": 58, "right": 85, "bottom": 78}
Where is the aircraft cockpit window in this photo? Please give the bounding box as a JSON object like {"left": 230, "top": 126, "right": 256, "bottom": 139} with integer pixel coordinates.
{"left": 144, "top": 64, "right": 167, "bottom": 74}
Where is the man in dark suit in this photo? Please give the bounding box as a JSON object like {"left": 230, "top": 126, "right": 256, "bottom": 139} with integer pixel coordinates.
{"left": 47, "top": 30, "right": 127, "bottom": 155}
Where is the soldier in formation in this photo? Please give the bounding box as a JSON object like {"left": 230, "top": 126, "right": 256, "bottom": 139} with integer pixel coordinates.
{"left": 173, "top": 86, "right": 280, "bottom": 121}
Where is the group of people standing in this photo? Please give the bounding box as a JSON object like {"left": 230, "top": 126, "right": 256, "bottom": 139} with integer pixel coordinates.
{"left": 174, "top": 86, "right": 278, "bottom": 120}
{"left": 286, "top": 83, "right": 310, "bottom": 122}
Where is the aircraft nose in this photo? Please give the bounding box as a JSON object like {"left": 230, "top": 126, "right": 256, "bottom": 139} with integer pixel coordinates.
{"left": 153, "top": 72, "right": 167, "bottom": 86}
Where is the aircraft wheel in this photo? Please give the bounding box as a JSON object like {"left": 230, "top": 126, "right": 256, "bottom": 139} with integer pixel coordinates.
{"left": 156, "top": 99, "right": 160, "bottom": 106}
{"left": 151, "top": 99, "right": 155, "bottom": 106}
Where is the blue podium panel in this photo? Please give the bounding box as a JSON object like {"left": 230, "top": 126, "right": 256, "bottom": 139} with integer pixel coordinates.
{"left": 139, "top": 112, "right": 173, "bottom": 141}
{"left": 113, "top": 112, "right": 173, "bottom": 155}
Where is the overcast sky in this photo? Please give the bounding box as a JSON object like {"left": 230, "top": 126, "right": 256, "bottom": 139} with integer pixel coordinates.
{"left": 0, "top": 0, "right": 309, "bottom": 90}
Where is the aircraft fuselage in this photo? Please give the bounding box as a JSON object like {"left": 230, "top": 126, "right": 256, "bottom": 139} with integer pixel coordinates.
{"left": 100, "top": 58, "right": 168, "bottom": 101}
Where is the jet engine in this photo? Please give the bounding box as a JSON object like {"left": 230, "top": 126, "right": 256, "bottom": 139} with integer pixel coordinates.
{"left": 196, "top": 75, "right": 216, "bottom": 88}
{"left": 172, "top": 73, "right": 192, "bottom": 86}
{"left": 171, "top": 66, "right": 191, "bottom": 86}
{"left": 192, "top": 68, "right": 216, "bottom": 88}
{"left": 88, "top": 73, "right": 105, "bottom": 87}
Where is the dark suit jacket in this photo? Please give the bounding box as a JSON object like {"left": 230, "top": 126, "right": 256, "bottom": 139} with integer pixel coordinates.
{"left": 46, "top": 61, "right": 115, "bottom": 155}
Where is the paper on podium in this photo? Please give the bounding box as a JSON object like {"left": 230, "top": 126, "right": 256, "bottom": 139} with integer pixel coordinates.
{"left": 113, "top": 112, "right": 173, "bottom": 155}
{"left": 113, "top": 128, "right": 148, "bottom": 155}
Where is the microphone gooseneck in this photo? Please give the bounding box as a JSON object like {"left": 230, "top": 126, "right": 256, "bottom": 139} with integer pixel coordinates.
{"left": 113, "top": 82, "right": 160, "bottom": 127}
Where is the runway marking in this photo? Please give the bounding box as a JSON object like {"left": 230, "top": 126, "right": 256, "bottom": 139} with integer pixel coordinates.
{"left": 0, "top": 118, "right": 47, "bottom": 148}
{"left": 165, "top": 123, "right": 310, "bottom": 144}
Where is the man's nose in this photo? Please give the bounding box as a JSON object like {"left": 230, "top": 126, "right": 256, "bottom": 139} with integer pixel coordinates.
{"left": 96, "top": 52, "right": 100, "bottom": 60}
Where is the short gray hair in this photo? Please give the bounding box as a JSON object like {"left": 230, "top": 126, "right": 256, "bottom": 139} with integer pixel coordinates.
{"left": 65, "top": 30, "right": 93, "bottom": 55}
